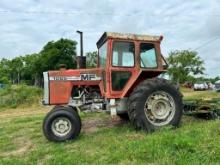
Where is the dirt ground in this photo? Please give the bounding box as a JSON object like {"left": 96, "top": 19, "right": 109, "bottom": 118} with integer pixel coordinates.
{"left": 82, "top": 117, "right": 127, "bottom": 133}
{"left": 0, "top": 106, "right": 126, "bottom": 134}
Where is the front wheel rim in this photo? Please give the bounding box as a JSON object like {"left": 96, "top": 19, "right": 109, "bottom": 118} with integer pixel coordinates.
{"left": 51, "top": 117, "right": 72, "bottom": 137}
{"left": 144, "top": 91, "right": 176, "bottom": 126}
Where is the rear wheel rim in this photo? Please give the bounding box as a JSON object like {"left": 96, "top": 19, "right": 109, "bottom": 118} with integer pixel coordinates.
{"left": 51, "top": 117, "right": 72, "bottom": 137}
{"left": 144, "top": 91, "right": 175, "bottom": 126}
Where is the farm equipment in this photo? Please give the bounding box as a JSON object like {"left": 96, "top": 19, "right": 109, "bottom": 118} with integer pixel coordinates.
{"left": 42, "top": 31, "right": 183, "bottom": 142}
{"left": 215, "top": 80, "right": 220, "bottom": 91}
{"left": 183, "top": 98, "right": 220, "bottom": 119}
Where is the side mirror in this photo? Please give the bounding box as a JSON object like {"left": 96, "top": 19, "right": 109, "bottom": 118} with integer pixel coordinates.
{"left": 163, "top": 63, "right": 169, "bottom": 70}
{"left": 161, "top": 54, "right": 169, "bottom": 69}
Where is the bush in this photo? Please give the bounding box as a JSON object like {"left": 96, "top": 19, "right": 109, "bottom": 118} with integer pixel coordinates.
{"left": 0, "top": 76, "right": 10, "bottom": 84}
{"left": 0, "top": 85, "right": 42, "bottom": 109}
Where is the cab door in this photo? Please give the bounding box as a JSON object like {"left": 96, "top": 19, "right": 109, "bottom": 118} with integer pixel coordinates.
{"left": 109, "top": 40, "right": 136, "bottom": 98}
{"left": 98, "top": 41, "right": 108, "bottom": 96}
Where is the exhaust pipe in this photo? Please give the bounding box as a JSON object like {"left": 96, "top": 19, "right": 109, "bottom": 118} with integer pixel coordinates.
{"left": 76, "top": 30, "right": 86, "bottom": 69}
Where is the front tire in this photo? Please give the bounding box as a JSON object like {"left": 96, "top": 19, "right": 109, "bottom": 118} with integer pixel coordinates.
{"left": 43, "top": 106, "right": 81, "bottom": 142}
{"left": 128, "top": 78, "right": 183, "bottom": 132}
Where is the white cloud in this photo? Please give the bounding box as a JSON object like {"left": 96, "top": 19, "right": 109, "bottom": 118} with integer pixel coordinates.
{"left": 0, "top": 0, "right": 220, "bottom": 77}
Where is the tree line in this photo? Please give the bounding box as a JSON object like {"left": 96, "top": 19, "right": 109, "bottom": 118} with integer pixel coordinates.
{"left": 0, "top": 38, "right": 219, "bottom": 86}
{"left": 0, "top": 39, "right": 77, "bottom": 86}
{"left": 167, "top": 50, "right": 220, "bottom": 84}
{"left": 0, "top": 38, "right": 97, "bottom": 86}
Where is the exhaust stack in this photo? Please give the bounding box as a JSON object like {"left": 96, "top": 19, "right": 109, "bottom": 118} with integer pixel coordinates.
{"left": 76, "top": 30, "right": 86, "bottom": 69}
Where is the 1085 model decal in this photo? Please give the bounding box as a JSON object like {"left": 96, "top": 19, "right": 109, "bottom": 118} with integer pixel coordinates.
{"left": 49, "top": 74, "right": 101, "bottom": 81}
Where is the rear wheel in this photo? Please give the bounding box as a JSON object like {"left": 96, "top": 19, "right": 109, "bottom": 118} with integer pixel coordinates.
{"left": 43, "top": 106, "right": 81, "bottom": 142}
{"left": 128, "top": 78, "right": 183, "bottom": 132}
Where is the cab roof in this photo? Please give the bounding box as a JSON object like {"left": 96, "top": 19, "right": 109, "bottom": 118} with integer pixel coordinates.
{"left": 96, "top": 32, "right": 163, "bottom": 47}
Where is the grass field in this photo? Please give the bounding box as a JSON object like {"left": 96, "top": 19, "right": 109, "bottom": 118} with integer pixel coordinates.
{"left": 0, "top": 88, "right": 220, "bottom": 164}
{"left": 181, "top": 88, "right": 220, "bottom": 100}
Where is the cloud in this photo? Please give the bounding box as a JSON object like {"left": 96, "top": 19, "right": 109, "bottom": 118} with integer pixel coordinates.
{"left": 0, "top": 0, "right": 220, "bottom": 77}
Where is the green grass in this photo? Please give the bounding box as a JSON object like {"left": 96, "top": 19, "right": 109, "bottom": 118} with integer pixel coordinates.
{"left": 181, "top": 88, "right": 220, "bottom": 100}
{"left": 0, "top": 85, "right": 42, "bottom": 109}
{"left": 0, "top": 88, "right": 220, "bottom": 164}
{"left": 0, "top": 114, "right": 220, "bottom": 165}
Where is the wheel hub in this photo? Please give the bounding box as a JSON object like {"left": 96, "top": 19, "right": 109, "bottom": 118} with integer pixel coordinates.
{"left": 145, "top": 91, "right": 175, "bottom": 126}
{"left": 52, "top": 117, "right": 72, "bottom": 137}
{"left": 151, "top": 100, "right": 171, "bottom": 119}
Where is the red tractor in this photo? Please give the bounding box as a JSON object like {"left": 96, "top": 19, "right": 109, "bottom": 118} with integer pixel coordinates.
{"left": 42, "top": 32, "right": 183, "bottom": 142}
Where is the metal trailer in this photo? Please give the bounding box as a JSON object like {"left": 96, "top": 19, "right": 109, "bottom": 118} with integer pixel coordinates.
{"left": 183, "top": 98, "right": 220, "bottom": 119}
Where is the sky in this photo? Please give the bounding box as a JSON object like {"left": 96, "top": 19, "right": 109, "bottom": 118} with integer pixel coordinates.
{"left": 0, "top": 0, "right": 220, "bottom": 77}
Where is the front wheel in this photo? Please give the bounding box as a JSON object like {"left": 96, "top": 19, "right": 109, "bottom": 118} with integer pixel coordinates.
{"left": 43, "top": 106, "right": 81, "bottom": 142}
{"left": 128, "top": 78, "right": 183, "bottom": 132}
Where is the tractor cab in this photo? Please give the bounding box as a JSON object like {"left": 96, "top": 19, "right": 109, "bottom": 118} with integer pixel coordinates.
{"left": 96, "top": 32, "right": 167, "bottom": 98}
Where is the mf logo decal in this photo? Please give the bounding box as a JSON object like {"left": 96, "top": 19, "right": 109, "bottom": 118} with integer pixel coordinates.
{"left": 81, "top": 74, "right": 97, "bottom": 80}
{"left": 50, "top": 74, "right": 101, "bottom": 81}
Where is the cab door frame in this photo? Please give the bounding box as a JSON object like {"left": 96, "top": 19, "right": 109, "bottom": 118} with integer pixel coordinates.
{"left": 106, "top": 39, "right": 139, "bottom": 98}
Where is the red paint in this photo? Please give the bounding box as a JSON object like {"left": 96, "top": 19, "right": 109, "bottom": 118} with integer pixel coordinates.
{"left": 47, "top": 33, "right": 165, "bottom": 105}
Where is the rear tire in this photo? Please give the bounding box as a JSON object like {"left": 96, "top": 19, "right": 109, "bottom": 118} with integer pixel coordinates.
{"left": 43, "top": 106, "right": 81, "bottom": 142}
{"left": 128, "top": 78, "right": 183, "bottom": 132}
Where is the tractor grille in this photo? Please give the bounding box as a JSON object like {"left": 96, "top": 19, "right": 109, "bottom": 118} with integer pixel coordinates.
{"left": 43, "top": 72, "right": 49, "bottom": 105}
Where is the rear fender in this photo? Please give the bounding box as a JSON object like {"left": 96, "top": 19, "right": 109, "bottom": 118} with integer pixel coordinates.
{"left": 122, "top": 70, "right": 164, "bottom": 97}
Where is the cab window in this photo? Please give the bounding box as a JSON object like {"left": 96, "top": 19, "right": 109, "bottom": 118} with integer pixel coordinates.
{"left": 99, "top": 42, "right": 107, "bottom": 67}
{"left": 112, "top": 42, "right": 134, "bottom": 67}
{"left": 140, "top": 43, "right": 157, "bottom": 68}
{"left": 111, "top": 71, "right": 131, "bottom": 91}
